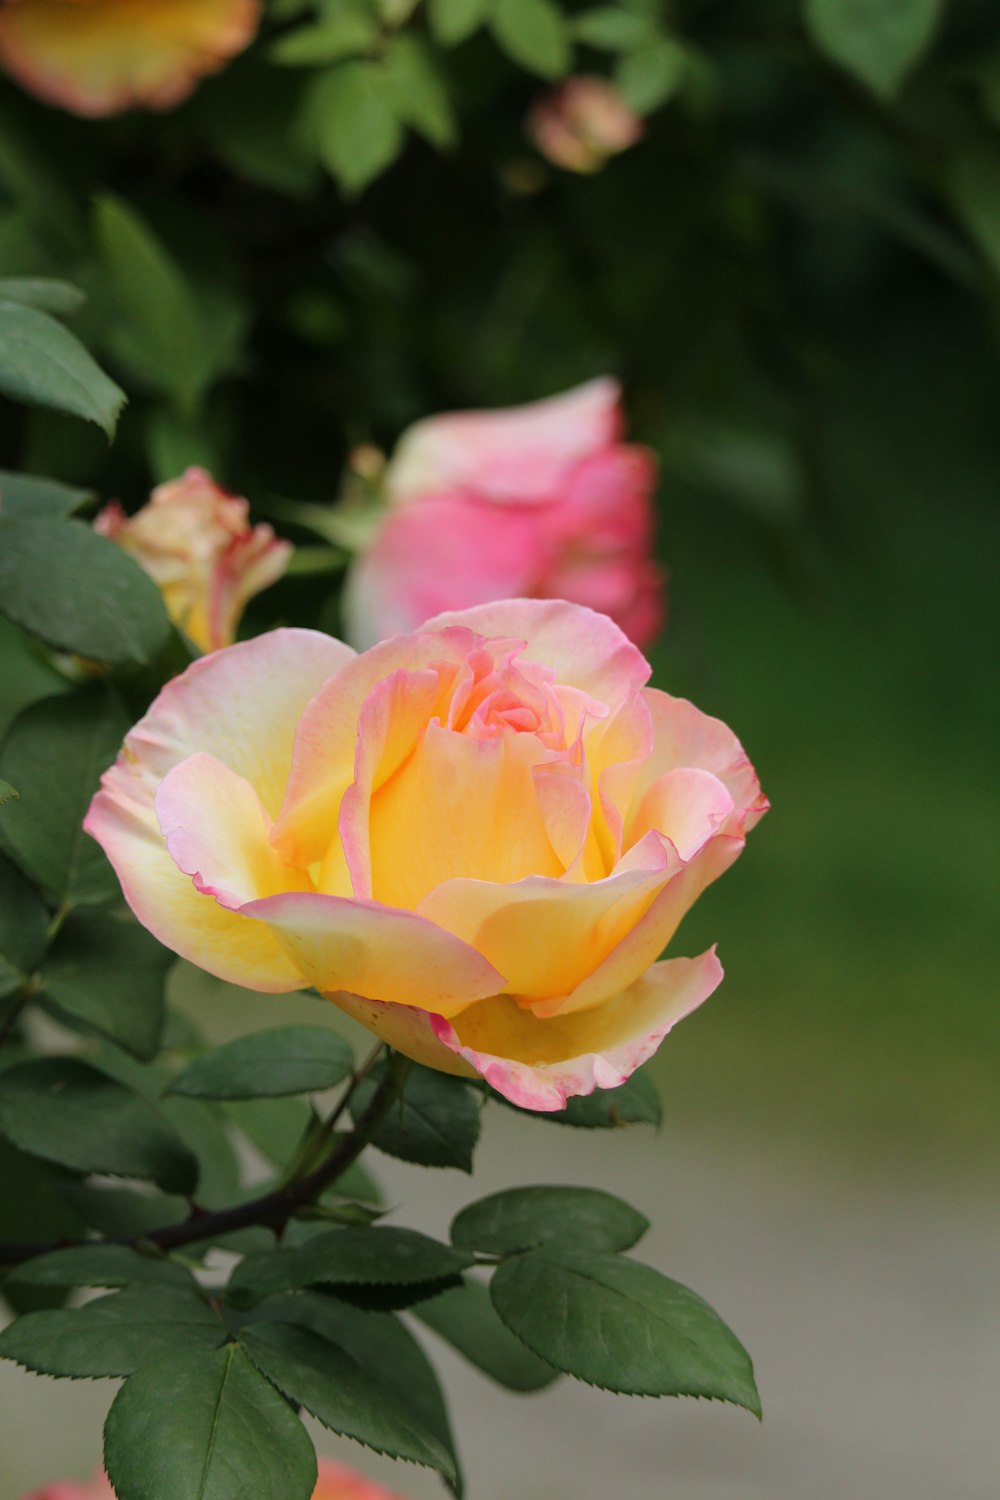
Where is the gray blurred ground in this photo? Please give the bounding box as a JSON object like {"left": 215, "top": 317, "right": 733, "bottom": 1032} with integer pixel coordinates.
{"left": 2, "top": 1103, "right": 997, "bottom": 1500}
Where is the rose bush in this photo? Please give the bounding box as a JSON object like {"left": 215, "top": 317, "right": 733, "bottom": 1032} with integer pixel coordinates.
{"left": 0, "top": 0, "right": 261, "bottom": 117}
{"left": 95, "top": 468, "right": 291, "bottom": 655}
{"left": 22, "top": 1458, "right": 408, "bottom": 1499}
{"left": 344, "top": 379, "right": 664, "bottom": 650}
{"left": 85, "top": 599, "right": 765, "bottom": 1111}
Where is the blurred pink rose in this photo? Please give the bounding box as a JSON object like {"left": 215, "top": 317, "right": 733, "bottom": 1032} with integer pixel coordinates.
{"left": 22, "top": 1458, "right": 411, "bottom": 1499}
{"left": 95, "top": 467, "right": 291, "bottom": 655}
{"left": 345, "top": 377, "right": 665, "bottom": 650}
{"left": 0, "top": 0, "right": 261, "bottom": 118}
{"left": 527, "top": 76, "right": 644, "bottom": 174}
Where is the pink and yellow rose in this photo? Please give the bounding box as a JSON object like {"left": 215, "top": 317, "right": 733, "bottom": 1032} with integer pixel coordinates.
{"left": 85, "top": 599, "right": 765, "bottom": 1111}
{"left": 22, "top": 1458, "right": 410, "bottom": 1499}
{"left": 527, "top": 76, "right": 644, "bottom": 174}
{"left": 345, "top": 378, "right": 665, "bottom": 651}
{"left": 0, "top": 0, "right": 261, "bottom": 118}
{"left": 95, "top": 468, "right": 291, "bottom": 656}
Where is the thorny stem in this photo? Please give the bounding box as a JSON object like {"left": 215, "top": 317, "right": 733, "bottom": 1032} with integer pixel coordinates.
{"left": 0, "top": 1050, "right": 412, "bottom": 1267}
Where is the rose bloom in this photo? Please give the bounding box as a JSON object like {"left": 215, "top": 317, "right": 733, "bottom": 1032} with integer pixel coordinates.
{"left": 95, "top": 467, "right": 291, "bottom": 656}
{"left": 527, "top": 76, "right": 644, "bottom": 174}
{"left": 23, "top": 1459, "right": 409, "bottom": 1500}
{"left": 85, "top": 600, "right": 766, "bottom": 1111}
{"left": 0, "top": 0, "right": 261, "bottom": 118}
{"left": 344, "top": 378, "right": 664, "bottom": 652}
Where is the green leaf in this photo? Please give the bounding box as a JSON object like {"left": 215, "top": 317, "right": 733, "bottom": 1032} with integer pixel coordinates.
{"left": 240, "top": 1320, "right": 457, "bottom": 1485}
{"left": 428, "top": 0, "right": 493, "bottom": 45}
{"left": 948, "top": 148, "right": 1000, "bottom": 278}
{"left": 9, "top": 1243, "right": 193, "bottom": 1291}
{"left": 490, "top": 1245, "right": 761, "bottom": 1411}
{"left": 0, "top": 1140, "right": 87, "bottom": 1248}
{"left": 0, "top": 519, "right": 171, "bottom": 665}
{"left": 59, "top": 1181, "right": 188, "bottom": 1239}
{"left": 0, "top": 686, "right": 128, "bottom": 907}
{"left": 382, "top": 36, "right": 457, "bottom": 148}
{"left": 0, "top": 1057, "right": 198, "bottom": 1195}
{"left": 306, "top": 63, "right": 406, "bottom": 193}
{"left": 415, "top": 1277, "right": 558, "bottom": 1392}
{"left": 492, "top": 0, "right": 571, "bottom": 78}
{"left": 93, "top": 196, "right": 215, "bottom": 416}
{"left": 0, "top": 278, "right": 86, "bottom": 316}
{"left": 351, "top": 1062, "right": 480, "bottom": 1171}
{"left": 0, "top": 778, "right": 16, "bottom": 809}
{"left": 227, "top": 1227, "right": 473, "bottom": 1307}
{"left": 105, "top": 1344, "right": 316, "bottom": 1500}
{"left": 271, "top": 15, "right": 378, "bottom": 65}
{"left": 573, "top": 7, "right": 656, "bottom": 50}
{"left": 803, "top": 0, "right": 943, "bottom": 99}
{"left": 169, "top": 1025, "right": 354, "bottom": 1100}
{"left": 451, "top": 1186, "right": 649, "bottom": 1256}
{"left": 0, "top": 470, "right": 91, "bottom": 518}
{"left": 0, "top": 1285, "right": 226, "bottom": 1377}
{"left": 0, "top": 302, "right": 125, "bottom": 436}
{"left": 0, "top": 850, "right": 47, "bottom": 999}
{"left": 614, "top": 36, "right": 688, "bottom": 113}
{"left": 247, "top": 1291, "right": 460, "bottom": 1489}
{"left": 0, "top": 616, "right": 68, "bottom": 743}
{"left": 41, "top": 913, "right": 171, "bottom": 1061}
{"left": 223, "top": 1095, "right": 315, "bottom": 1166}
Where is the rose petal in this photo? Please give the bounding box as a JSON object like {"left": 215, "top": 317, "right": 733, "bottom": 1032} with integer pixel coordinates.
{"left": 634, "top": 687, "right": 769, "bottom": 838}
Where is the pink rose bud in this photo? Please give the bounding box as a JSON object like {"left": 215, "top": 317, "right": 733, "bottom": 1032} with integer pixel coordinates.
{"left": 527, "top": 76, "right": 644, "bottom": 174}
{"left": 0, "top": 0, "right": 261, "bottom": 118}
{"left": 94, "top": 467, "right": 291, "bottom": 656}
{"left": 21, "top": 1459, "right": 411, "bottom": 1500}
{"left": 85, "top": 599, "right": 766, "bottom": 1113}
{"left": 345, "top": 377, "right": 665, "bottom": 650}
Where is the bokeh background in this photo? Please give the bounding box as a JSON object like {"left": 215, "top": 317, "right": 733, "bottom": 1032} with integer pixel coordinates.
{"left": 1, "top": 0, "right": 999, "bottom": 1494}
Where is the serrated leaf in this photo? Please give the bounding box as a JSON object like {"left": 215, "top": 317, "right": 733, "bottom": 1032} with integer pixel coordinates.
{"left": 0, "top": 470, "right": 91, "bottom": 518}
{"left": 0, "top": 687, "right": 128, "bottom": 907}
{"left": 0, "top": 1284, "right": 226, "bottom": 1377}
{"left": 490, "top": 1245, "right": 760, "bottom": 1411}
{"left": 9, "top": 1243, "right": 193, "bottom": 1291}
{"left": 803, "top": 0, "right": 942, "bottom": 99}
{"left": 227, "top": 1227, "right": 473, "bottom": 1307}
{"left": 0, "top": 519, "right": 170, "bottom": 665}
{"left": 451, "top": 1186, "right": 648, "bottom": 1256}
{"left": 0, "top": 278, "right": 86, "bottom": 316}
{"left": 614, "top": 36, "right": 688, "bottom": 113}
{"left": 415, "top": 1277, "right": 558, "bottom": 1392}
{"left": 271, "top": 15, "right": 378, "bottom": 64}
{"left": 428, "top": 0, "right": 493, "bottom": 45}
{"left": 41, "top": 913, "right": 171, "bottom": 1061}
{"left": 241, "top": 1320, "right": 457, "bottom": 1485}
{"left": 352, "top": 1062, "right": 480, "bottom": 1171}
{"left": 0, "top": 1057, "right": 198, "bottom": 1195}
{"left": 247, "top": 1291, "right": 460, "bottom": 1490}
{"left": 169, "top": 1025, "right": 353, "bottom": 1101}
{"left": 307, "top": 63, "right": 405, "bottom": 193}
{"left": 0, "top": 302, "right": 124, "bottom": 435}
{"left": 492, "top": 0, "right": 571, "bottom": 79}
{"left": 93, "top": 196, "right": 215, "bottom": 416}
{"left": 105, "top": 1344, "right": 317, "bottom": 1500}
{"left": 383, "top": 36, "right": 457, "bottom": 148}
{"left": 0, "top": 850, "right": 47, "bottom": 999}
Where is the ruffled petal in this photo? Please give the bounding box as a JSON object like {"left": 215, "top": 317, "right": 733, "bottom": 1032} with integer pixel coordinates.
{"left": 634, "top": 687, "right": 769, "bottom": 839}
{"left": 431, "top": 948, "right": 723, "bottom": 1111}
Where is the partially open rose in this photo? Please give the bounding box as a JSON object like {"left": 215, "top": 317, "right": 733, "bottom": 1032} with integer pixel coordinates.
{"left": 345, "top": 378, "right": 664, "bottom": 651}
{"left": 85, "top": 600, "right": 766, "bottom": 1111}
{"left": 95, "top": 468, "right": 291, "bottom": 656}
{"left": 0, "top": 0, "right": 261, "bottom": 118}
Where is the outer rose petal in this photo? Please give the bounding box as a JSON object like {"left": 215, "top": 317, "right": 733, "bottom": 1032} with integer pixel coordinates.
{"left": 0, "top": 0, "right": 261, "bottom": 118}
{"left": 422, "top": 598, "right": 650, "bottom": 715}
{"left": 385, "top": 377, "right": 622, "bottom": 505}
{"left": 84, "top": 629, "right": 351, "bottom": 991}
{"left": 239, "top": 891, "right": 505, "bottom": 1018}
{"left": 431, "top": 949, "right": 724, "bottom": 1110}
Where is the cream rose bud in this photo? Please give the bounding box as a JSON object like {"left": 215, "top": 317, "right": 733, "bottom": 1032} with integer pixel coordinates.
{"left": 0, "top": 0, "right": 261, "bottom": 118}
{"left": 345, "top": 378, "right": 665, "bottom": 651}
{"left": 527, "top": 76, "right": 644, "bottom": 174}
{"left": 85, "top": 600, "right": 766, "bottom": 1113}
{"left": 94, "top": 468, "right": 292, "bottom": 656}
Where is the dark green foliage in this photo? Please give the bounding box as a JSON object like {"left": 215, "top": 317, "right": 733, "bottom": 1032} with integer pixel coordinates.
{"left": 415, "top": 1277, "right": 559, "bottom": 1392}
{"left": 352, "top": 1061, "right": 481, "bottom": 1170}
{"left": 40, "top": 912, "right": 171, "bottom": 1060}
{"left": 451, "top": 1185, "right": 649, "bottom": 1256}
{"left": 226, "top": 1227, "right": 474, "bottom": 1307}
{"left": 169, "top": 1025, "right": 354, "bottom": 1100}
